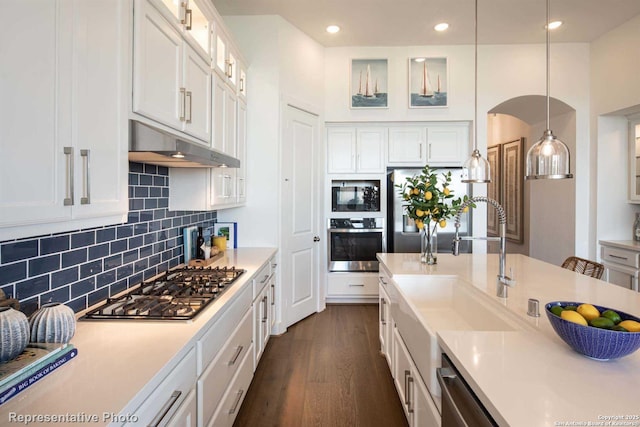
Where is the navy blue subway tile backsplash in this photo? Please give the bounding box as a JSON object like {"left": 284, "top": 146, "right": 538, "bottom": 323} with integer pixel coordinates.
{"left": 0, "top": 162, "right": 216, "bottom": 316}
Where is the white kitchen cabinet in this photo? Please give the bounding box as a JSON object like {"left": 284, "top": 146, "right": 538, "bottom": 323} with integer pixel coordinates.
{"left": 599, "top": 241, "right": 640, "bottom": 291}
{"left": 236, "top": 99, "right": 248, "bottom": 205}
{"left": 213, "top": 24, "right": 239, "bottom": 90}
{"left": 327, "top": 273, "right": 379, "bottom": 301}
{"left": 387, "top": 123, "right": 470, "bottom": 166}
{"left": 327, "top": 127, "right": 386, "bottom": 174}
{"left": 269, "top": 259, "right": 278, "bottom": 333}
{"left": 393, "top": 328, "right": 440, "bottom": 427}
{"left": 154, "top": 0, "right": 212, "bottom": 60}
{"left": 0, "top": 0, "right": 128, "bottom": 241}
{"left": 379, "top": 269, "right": 393, "bottom": 365}
{"left": 133, "top": 0, "right": 211, "bottom": 143}
{"left": 166, "top": 387, "right": 197, "bottom": 427}
{"left": 252, "top": 260, "right": 273, "bottom": 370}
{"left": 238, "top": 60, "right": 248, "bottom": 101}
{"left": 212, "top": 73, "right": 237, "bottom": 157}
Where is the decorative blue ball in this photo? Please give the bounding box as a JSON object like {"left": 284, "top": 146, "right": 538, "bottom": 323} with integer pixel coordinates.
{"left": 29, "top": 303, "right": 76, "bottom": 344}
{"left": 0, "top": 307, "right": 30, "bottom": 362}
{"left": 546, "top": 301, "right": 640, "bottom": 361}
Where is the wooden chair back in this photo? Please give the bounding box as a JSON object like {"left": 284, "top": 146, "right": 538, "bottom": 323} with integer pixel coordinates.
{"left": 561, "top": 256, "right": 604, "bottom": 280}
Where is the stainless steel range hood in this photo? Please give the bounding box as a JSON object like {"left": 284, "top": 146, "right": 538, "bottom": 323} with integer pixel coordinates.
{"left": 128, "top": 120, "right": 240, "bottom": 168}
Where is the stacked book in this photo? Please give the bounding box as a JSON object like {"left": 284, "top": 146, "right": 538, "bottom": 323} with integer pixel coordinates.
{"left": 0, "top": 343, "right": 78, "bottom": 405}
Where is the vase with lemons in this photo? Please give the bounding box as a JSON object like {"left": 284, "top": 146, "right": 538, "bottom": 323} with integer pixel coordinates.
{"left": 398, "top": 165, "right": 471, "bottom": 264}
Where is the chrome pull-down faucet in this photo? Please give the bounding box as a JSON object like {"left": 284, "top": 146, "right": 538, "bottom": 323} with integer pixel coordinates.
{"left": 452, "top": 196, "right": 516, "bottom": 298}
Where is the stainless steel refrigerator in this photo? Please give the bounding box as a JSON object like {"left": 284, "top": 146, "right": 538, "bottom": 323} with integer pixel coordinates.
{"left": 387, "top": 168, "right": 472, "bottom": 254}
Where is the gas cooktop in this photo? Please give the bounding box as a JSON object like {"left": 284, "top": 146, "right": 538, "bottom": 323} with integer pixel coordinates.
{"left": 82, "top": 265, "right": 245, "bottom": 321}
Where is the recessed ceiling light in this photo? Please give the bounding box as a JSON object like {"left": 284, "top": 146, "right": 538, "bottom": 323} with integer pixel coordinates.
{"left": 326, "top": 25, "right": 340, "bottom": 34}
{"left": 546, "top": 20, "right": 563, "bottom": 30}
{"left": 434, "top": 23, "right": 449, "bottom": 32}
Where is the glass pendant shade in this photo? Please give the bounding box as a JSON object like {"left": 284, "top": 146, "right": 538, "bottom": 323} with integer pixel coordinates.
{"left": 525, "top": 129, "right": 573, "bottom": 179}
{"left": 462, "top": 149, "right": 491, "bottom": 183}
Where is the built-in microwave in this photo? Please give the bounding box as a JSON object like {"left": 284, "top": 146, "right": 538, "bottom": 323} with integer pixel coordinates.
{"left": 331, "top": 179, "right": 381, "bottom": 212}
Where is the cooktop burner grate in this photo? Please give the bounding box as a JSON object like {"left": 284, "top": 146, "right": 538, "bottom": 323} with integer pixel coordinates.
{"left": 82, "top": 266, "right": 245, "bottom": 320}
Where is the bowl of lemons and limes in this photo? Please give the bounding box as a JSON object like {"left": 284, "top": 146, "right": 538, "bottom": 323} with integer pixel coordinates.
{"left": 545, "top": 301, "right": 640, "bottom": 361}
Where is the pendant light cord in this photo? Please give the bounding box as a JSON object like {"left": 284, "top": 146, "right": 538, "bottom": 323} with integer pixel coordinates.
{"left": 474, "top": 0, "right": 478, "bottom": 151}
{"left": 546, "top": 0, "right": 550, "bottom": 130}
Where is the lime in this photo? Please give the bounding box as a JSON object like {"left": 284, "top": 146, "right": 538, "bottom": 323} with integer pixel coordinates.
{"left": 618, "top": 320, "right": 640, "bottom": 332}
{"left": 577, "top": 304, "right": 600, "bottom": 321}
{"left": 612, "top": 325, "right": 629, "bottom": 332}
{"left": 550, "top": 306, "right": 564, "bottom": 316}
{"left": 564, "top": 305, "right": 578, "bottom": 311}
{"left": 589, "top": 317, "right": 615, "bottom": 329}
{"left": 601, "top": 310, "right": 622, "bottom": 325}
{"left": 561, "top": 310, "right": 588, "bottom": 326}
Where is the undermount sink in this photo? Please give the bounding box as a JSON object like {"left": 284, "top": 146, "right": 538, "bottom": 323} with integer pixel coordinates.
{"left": 390, "top": 275, "right": 522, "bottom": 406}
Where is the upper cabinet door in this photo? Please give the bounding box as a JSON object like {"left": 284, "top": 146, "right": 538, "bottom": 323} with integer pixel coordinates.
{"left": 0, "top": 0, "right": 70, "bottom": 229}
{"left": 327, "top": 128, "right": 357, "bottom": 173}
{"left": 628, "top": 115, "right": 640, "bottom": 203}
{"left": 184, "top": 0, "right": 210, "bottom": 58}
{"left": 356, "top": 128, "right": 386, "bottom": 173}
{"left": 183, "top": 43, "right": 212, "bottom": 143}
{"left": 133, "top": 0, "right": 183, "bottom": 130}
{"left": 425, "top": 123, "right": 469, "bottom": 166}
{"left": 387, "top": 127, "right": 426, "bottom": 165}
{"left": 212, "top": 73, "right": 227, "bottom": 154}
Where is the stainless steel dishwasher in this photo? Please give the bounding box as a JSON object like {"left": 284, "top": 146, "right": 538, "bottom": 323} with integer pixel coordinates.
{"left": 436, "top": 353, "right": 498, "bottom": 427}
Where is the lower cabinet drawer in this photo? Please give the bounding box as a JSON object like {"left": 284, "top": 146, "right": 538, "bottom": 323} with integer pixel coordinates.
{"left": 602, "top": 246, "right": 640, "bottom": 268}
{"left": 125, "top": 347, "right": 196, "bottom": 426}
{"left": 207, "top": 343, "right": 254, "bottom": 427}
{"left": 198, "top": 307, "right": 253, "bottom": 425}
{"left": 327, "top": 273, "right": 378, "bottom": 296}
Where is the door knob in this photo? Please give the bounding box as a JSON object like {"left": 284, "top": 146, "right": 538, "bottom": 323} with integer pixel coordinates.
{"left": 313, "top": 236, "right": 320, "bottom": 242}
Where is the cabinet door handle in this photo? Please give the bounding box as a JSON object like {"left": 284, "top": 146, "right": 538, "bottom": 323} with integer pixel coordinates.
{"left": 184, "top": 8, "right": 192, "bottom": 30}
{"left": 404, "top": 370, "right": 410, "bottom": 406}
{"left": 228, "top": 345, "right": 243, "bottom": 366}
{"left": 407, "top": 376, "right": 414, "bottom": 413}
{"left": 179, "top": 87, "right": 186, "bottom": 121}
{"left": 271, "top": 283, "right": 275, "bottom": 306}
{"left": 226, "top": 61, "right": 233, "bottom": 79}
{"left": 80, "top": 149, "right": 90, "bottom": 205}
{"left": 428, "top": 142, "right": 432, "bottom": 159}
{"left": 185, "top": 90, "right": 192, "bottom": 124}
{"left": 262, "top": 296, "right": 268, "bottom": 322}
{"left": 228, "top": 389, "right": 245, "bottom": 415}
{"left": 63, "top": 147, "right": 74, "bottom": 206}
{"left": 380, "top": 298, "right": 386, "bottom": 325}
{"left": 419, "top": 143, "right": 423, "bottom": 159}
{"left": 148, "top": 390, "right": 182, "bottom": 427}
{"left": 378, "top": 276, "right": 388, "bottom": 286}
{"left": 348, "top": 283, "right": 365, "bottom": 287}
{"left": 239, "top": 77, "right": 245, "bottom": 92}
{"left": 609, "top": 254, "right": 628, "bottom": 261}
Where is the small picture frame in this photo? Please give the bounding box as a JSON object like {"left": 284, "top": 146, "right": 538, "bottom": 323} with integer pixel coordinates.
{"left": 486, "top": 145, "right": 501, "bottom": 236}
{"left": 408, "top": 57, "right": 448, "bottom": 108}
{"left": 214, "top": 222, "right": 238, "bottom": 249}
{"left": 350, "top": 58, "right": 388, "bottom": 109}
{"left": 502, "top": 138, "right": 524, "bottom": 243}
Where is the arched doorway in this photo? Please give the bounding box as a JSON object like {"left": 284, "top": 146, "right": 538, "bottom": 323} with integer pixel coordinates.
{"left": 487, "top": 95, "right": 577, "bottom": 266}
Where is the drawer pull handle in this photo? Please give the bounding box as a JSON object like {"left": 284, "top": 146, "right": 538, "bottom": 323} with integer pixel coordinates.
{"left": 407, "top": 376, "right": 414, "bottom": 413}
{"left": 348, "top": 283, "right": 365, "bottom": 287}
{"left": 148, "top": 390, "right": 182, "bottom": 427}
{"left": 228, "top": 345, "right": 243, "bottom": 366}
{"left": 262, "top": 296, "right": 268, "bottom": 322}
{"left": 260, "top": 274, "right": 269, "bottom": 284}
{"left": 271, "top": 283, "right": 275, "bottom": 306}
{"left": 403, "top": 370, "right": 410, "bottom": 406}
{"left": 379, "top": 277, "right": 388, "bottom": 286}
{"left": 228, "top": 389, "right": 245, "bottom": 415}
{"left": 609, "top": 254, "right": 629, "bottom": 260}
{"left": 380, "top": 298, "right": 386, "bottom": 325}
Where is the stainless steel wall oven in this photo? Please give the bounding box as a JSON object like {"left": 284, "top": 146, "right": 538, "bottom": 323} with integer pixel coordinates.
{"left": 328, "top": 218, "right": 385, "bottom": 272}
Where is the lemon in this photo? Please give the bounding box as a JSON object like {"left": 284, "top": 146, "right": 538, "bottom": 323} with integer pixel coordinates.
{"left": 601, "top": 310, "right": 622, "bottom": 325}
{"left": 439, "top": 219, "right": 447, "bottom": 228}
{"left": 413, "top": 188, "right": 420, "bottom": 195}
{"left": 618, "top": 320, "right": 640, "bottom": 332}
{"left": 443, "top": 187, "right": 450, "bottom": 196}
{"left": 414, "top": 219, "right": 424, "bottom": 230}
{"left": 462, "top": 206, "right": 469, "bottom": 213}
{"left": 561, "top": 310, "right": 588, "bottom": 326}
{"left": 416, "top": 209, "right": 425, "bottom": 217}
{"left": 577, "top": 304, "right": 600, "bottom": 321}
{"left": 425, "top": 191, "right": 433, "bottom": 201}
{"left": 589, "top": 317, "right": 614, "bottom": 329}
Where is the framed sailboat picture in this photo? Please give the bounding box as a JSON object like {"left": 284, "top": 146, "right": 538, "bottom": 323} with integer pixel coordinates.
{"left": 408, "top": 57, "right": 448, "bottom": 108}
{"left": 350, "top": 59, "right": 388, "bottom": 109}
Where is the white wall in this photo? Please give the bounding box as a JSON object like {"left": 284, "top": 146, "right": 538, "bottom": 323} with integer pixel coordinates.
{"left": 591, "top": 14, "right": 640, "bottom": 254}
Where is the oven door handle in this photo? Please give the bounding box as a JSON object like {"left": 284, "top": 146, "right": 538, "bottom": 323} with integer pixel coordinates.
{"left": 328, "top": 228, "right": 384, "bottom": 233}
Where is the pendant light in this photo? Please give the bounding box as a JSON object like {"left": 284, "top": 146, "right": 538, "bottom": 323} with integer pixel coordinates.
{"left": 525, "top": 0, "right": 573, "bottom": 179}
{"left": 461, "top": 0, "right": 491, "bottom": 183}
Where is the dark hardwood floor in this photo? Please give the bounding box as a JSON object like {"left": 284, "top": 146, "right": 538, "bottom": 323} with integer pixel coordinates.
{"left": 234, "top": 304, "right": 408, "bottom": 427}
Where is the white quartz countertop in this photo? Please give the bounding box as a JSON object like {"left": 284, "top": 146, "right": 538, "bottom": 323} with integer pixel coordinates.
{"left": 599, "top": 239, "right": 640, "bottom": 251}
{"left": 378, "top": 253, "right": 640, "bottom": 427}
{"left": 1, "top": 248, "right": 277, "bottom": 426}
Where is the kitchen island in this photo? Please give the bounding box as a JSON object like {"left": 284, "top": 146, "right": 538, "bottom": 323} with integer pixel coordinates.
{"left": 1, "top": 248, "right": 277, "bottom": 427}
{"left": 378, "top": 253, "right": 640, "bottom": 427}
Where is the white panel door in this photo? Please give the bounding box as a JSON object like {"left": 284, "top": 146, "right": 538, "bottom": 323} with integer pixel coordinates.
{"left": 282, "top": 105, "right": 320, "bottom": 328}
{"left": 0, "top": 0, "right": 71, "bottom": 228}
{"left": 183, "top": 42, "right": 211, "bottom": 142}
{"left": 133, "top": 0, "right": 182, "bottom": 130}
